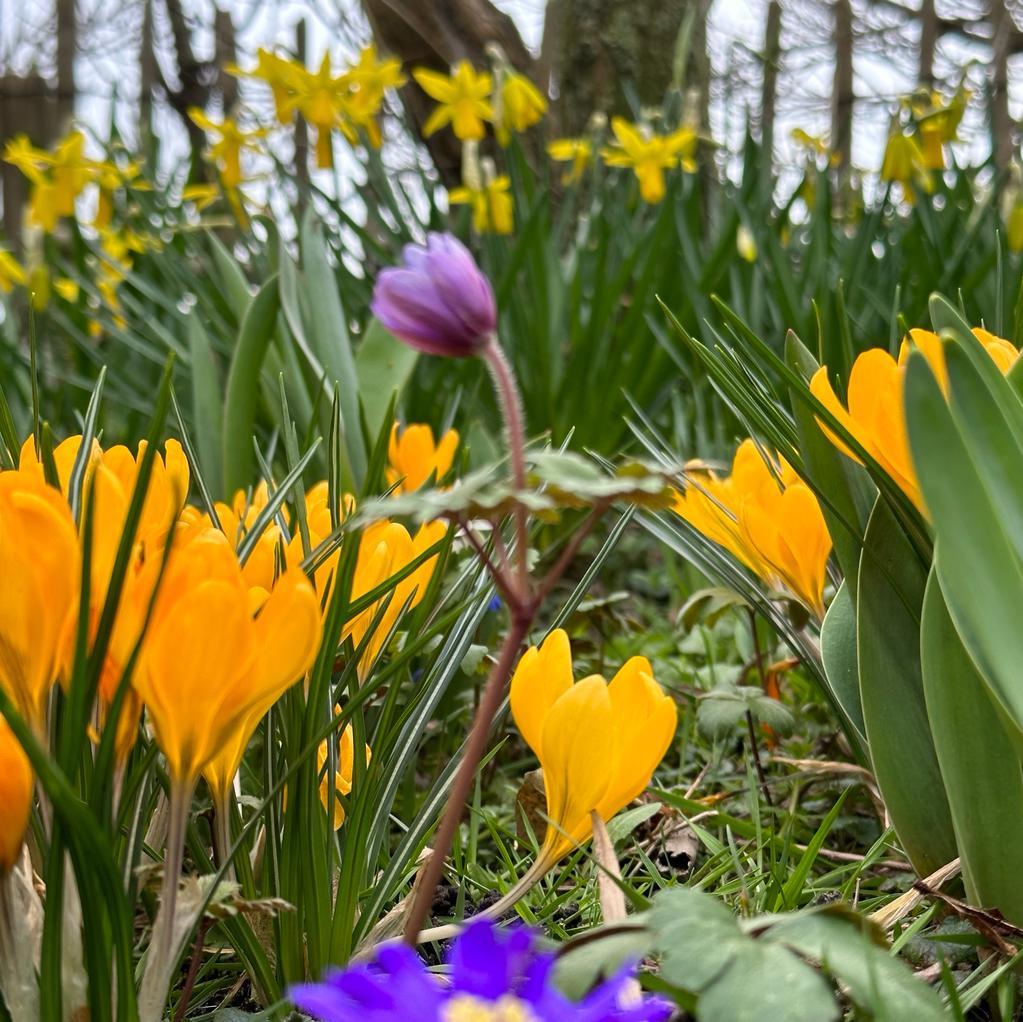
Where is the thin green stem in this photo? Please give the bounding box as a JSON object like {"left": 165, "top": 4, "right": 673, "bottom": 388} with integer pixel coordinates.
{"left": 138, "top": 778, "right": 191, "bottom": 1022}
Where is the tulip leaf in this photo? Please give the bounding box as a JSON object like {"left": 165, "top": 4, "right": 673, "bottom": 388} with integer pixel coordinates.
{"left": 299, "top": 210, "right": 366, "bottom": 484}
{"left": 856, "top": 496, "right": 957, "bottom": 876}
{"left": 904, "top": 349, "right": 1023, "bottom": 747}
{"left": 920, "top": 567, "right": 1023, "bottom": 925}
{"left": 222, "top": 274, "right": 280, "bottom": 496}
{"left": 207, "top": 230, "right": 253, "bottom": 320}
{"left": 819, "top": 581, "right": 866, "bottom": 743}
{"left": 355, "top": 317, "right": 419, "bottom": 438}
{"left": 187, "top": 310, "right": 224, "bottom": 498}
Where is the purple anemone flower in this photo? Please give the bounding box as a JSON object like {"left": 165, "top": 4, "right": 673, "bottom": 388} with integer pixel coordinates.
{"left": 371, "top": 232, "right": 497, "bottom": 358}
{"left": 288, "top": 918, "right": 672, "bottom": 1022}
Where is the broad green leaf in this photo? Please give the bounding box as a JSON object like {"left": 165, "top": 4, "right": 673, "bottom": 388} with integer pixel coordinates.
{"left": 819, "top": 581, "right": 866, "bottom": 742}
{"left": 299, "top": 211, "right": 366, "bottom": 483}
{"left": 920, "top": 567, "right": 1023, "bottom": 925}
{"left": 221, "top": 275, "right": 280, "bottom": 495}
{"left": 904, "top": 350, "right": 1023, "bottom": 749}
{"left": 856, "top": 497, "right": 956, "bottom": 875}
{"left": 188, "top": 310, "right": 224, "bottom": 497}
{"left": 764, "top": 908, "right": 946, "bottom": 1020}
{"left": 355, "top": 318, "right": 418, "bottom": 437}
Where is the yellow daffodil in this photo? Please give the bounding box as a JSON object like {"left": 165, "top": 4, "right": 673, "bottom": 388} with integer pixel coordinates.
{"left": 286, "top": 53, "right": 365, "bottom": 166}
{"left": 188, "top": 109, "right": 266, "bottom": 188}
{"left": 0, "top": 250, "right": 26, "bottom": 293}
{"left": 132, "top": 529, "right": 321, "bottom": 785}
{"left": 0, "top": 716, "right": 32, "bottom": 873}
{"left": 880, "top": 131, "right": 931, "bottom": 199}
{"left": 495, "top": 71, "right": 546, "bottom": 146}
{"left": 601, "top": 117, "right": 697, "bottom": 203}
{"left": 0, "top": 469, "right": 80, "bottom": 731}
{"left": 4, "top": 130, "right": 95, "bottom": 232}
{"left": 672, "top": 440, "right": 833, "bottom": 616}
{"left": 181, "top": 182, "right": 220, "bottom": 210}
{"left": 54, "top": 277, "right": 79, "bottom": 302}
{"left": 510, "top": 629, "right": 676, "bottom": 866}
{"left": 228, "top": 48, "right": 305, "bottom": 124}
{"left": 547, "top": 138, "right": 592, "bottom": 185}
{"left": 413, "top": 61, "right": 493, "bottom": 141}
{"left": 449, "top": 176, "right": 514, "bottom": 234}
{"left": 387, "top": 423, "right": 459, "bottom": 493}
{"left": 342, "top": 520, "right": 447, "bottom": 676}
{"left": 810, "top": 327, "right": 1018, "bottom": 512}
{"left": 344, "top": 43, "right": 406, "bottom": 147}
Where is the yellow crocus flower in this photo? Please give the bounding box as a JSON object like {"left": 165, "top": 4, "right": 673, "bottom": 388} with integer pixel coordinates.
{"left": 413, "top": 62, "right": 493, "bottom": 141}
{"left": 317, "top": 719, "right": 371, "bottom": 830}
{"left": 341, "top": 520, "right": 447, "bottom": 676}
{"left": 601, "top": 117, "right": 696, "bottom": 203}
{"left": 133, "top": 529, "right": 322, "bottom": 785}
{"left": 509, "top": 629, "right": 676, "bottom": 867}
{"left": 673, "top": 440, "right": 832, "bottom": 616}
{"left": 449, "top": 176, "right": 514, "bottom": 234}
{"left": 810, "top": 327, "right": 1018, "bottom": 513}
{"left": 0, "top": 249, "right": 26, "bottom": 293}
{"left": 188, "top": 108, "right": 266, "bottom": 188}
{"left": 387, "top": 422, "right": 459, "bottom": 493}
{"left": 0, "top": 716, "right": 32, "bottom": 873}
{"left": 495, "top": 71, "right": 546, "bottom": 146}
{"left": 547, "top": 138, "right": 592, "bottom": 185}
{"left": 0, "top": 470, "right": 80, "bottom": 731}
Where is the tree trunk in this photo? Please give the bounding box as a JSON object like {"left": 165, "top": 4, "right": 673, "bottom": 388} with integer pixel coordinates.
{"left": 55, "top": 0, "right": 76, "bottom": 131}
{"left": 293, "top": 19, "right": 311, "bottom": 213}
{"left": 832, "top": 0, "right": 854, "bottom": 172}
{"left": 918, "top": 0, "right": 936, "bottom": 88}
{"left": 761, "top": 0, "right": 782, "bottom": 159}
{"left": 360, "top": 0, "right": 533, "bottom": 186}
{"left": 552, "top": 0, "right": 701, "bottom": 137}
{"left": 990, "top": 0, "right": 1013, "bottom": 175}
{"left": 139, "top": 0, "right": 157, "bottom": 149}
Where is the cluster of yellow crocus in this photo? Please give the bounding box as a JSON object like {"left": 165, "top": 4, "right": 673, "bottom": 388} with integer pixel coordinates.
{"left": 509, "top": 630, "right": 676, "bottom": 867}
{"left": 810, "top": 327, "right": 1017, "bottom": 513}
{"left": 672, "top": 440, "right": 833, "bottom": 618}
{"left": 229, "top": 43, "right": 406, "bottom": 168}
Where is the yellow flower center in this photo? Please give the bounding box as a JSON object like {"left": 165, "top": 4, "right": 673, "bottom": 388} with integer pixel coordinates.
{"left": 443, "top": 993, "right": 538, "bottom": 1022}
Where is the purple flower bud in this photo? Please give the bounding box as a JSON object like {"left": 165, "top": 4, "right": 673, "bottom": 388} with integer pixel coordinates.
{"left": 371, "top": 232, "right": 497, "bottom": 358}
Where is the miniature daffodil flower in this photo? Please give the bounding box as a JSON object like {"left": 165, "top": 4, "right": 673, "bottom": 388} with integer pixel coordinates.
{"left": 547, "top": 138, "right": 592, "bottom": 184}
{"left": 344, "top": 43, "right": 406, "bottom": 147}
{"left": 0, "top": 470, "right": 81, "bottom": 731}
{"left": 181, "top": 182, "right": 220, "bottom": 210}
{"left": 880, "top": 131, "right": 931, "bottom": 199}
{"left": 495, "top": 71, "right": 546, "bottom": 145}
{"left": 387, "top": 423, "right": 459, "bottom": 493}
{"left": 602, "top": 117, "right": 696, "bottom": 203}
{"left": 509, "top": 629, "right": 676, "bottom": 867}
{"left": 449, "top": 175, "right": 514, "bottom": 234}
{"left": 188, "top": 108, "right": 266, "bottom": 187}
{"left": 0, "top": 250, "right": 26, "bottom": 293}
{"left": 413, "top": 61, "right": 493, "bottom": 141}
{"left": 133, "top": 530, "right": 322, "bottom": 786}
{"left": 672, "top": 441, "right": 833, "bottom": 617}
{"left": 0, "top": 716, "right": 32, "bottom": 873}
{"left": 228, "top": 48, "right": 306, "bottom": 124}
{"left": 810, "top": 327, "right": 1018, "bottom": 512}
{"left": 286, "top": 54, "right": 355, "bottom": 167}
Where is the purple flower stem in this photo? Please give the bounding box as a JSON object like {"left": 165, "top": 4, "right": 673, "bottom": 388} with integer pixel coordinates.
{"left": 481, "top": 335, "right": 530, "bottom": 599}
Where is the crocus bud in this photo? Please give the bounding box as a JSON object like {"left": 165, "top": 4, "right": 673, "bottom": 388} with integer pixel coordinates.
{"left": 371, "top": 232, "right": 496, "bottom": 357}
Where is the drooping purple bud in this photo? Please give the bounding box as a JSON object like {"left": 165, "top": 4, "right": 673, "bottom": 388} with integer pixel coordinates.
{"left": 371, "top": 232, "right": 497, "bottom": 358}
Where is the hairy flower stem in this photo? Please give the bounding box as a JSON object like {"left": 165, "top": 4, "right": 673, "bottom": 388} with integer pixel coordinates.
{"left": 402, "top": 611, "right": 532, "bottom": 945}
{"left": 138, "top": 780, "right": 191, "bottom": 1022}
{"left": 483, "top": 335, "right": 529, "bottom": 596}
